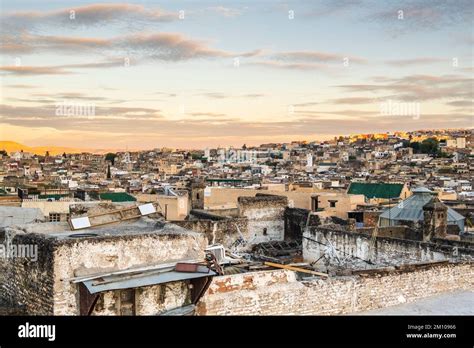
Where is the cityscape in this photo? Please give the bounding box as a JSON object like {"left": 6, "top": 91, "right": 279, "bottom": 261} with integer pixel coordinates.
{"left": 0, "top": 0, "right": 472, "bottom": 346}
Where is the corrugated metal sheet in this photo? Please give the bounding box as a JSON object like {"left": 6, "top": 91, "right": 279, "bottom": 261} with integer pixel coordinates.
{"left": 82, "top": 270, "right": 216, "bottom": 294}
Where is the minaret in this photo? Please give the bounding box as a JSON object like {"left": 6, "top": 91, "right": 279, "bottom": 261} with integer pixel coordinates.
{"left": 422, "top": 197, "right": 448, "bottom": 241}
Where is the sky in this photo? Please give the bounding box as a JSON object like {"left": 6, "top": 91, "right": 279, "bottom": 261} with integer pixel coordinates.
{"left": 0, "top": 0, "right": 473, "bottom": 150}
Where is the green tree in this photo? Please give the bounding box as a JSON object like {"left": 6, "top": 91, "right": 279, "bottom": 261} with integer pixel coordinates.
{"left": 105, "top": 153, "right": 117, "bottom": 165}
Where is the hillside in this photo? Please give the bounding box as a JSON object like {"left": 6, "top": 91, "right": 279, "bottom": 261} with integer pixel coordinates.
{"left": 0, "top": 141, "right": 108, "bottom": 156}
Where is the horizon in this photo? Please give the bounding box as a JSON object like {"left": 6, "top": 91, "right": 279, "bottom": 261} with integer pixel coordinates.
{"left": 1, "top": 126, "right": 471, "bottom": 154}
{"left": 1, "top": 1, "right": 473, "bottom": 149}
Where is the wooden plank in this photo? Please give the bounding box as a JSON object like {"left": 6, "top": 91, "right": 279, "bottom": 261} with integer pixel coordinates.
{"left": 264, "top": 261, "right": 328, "bottom": 278}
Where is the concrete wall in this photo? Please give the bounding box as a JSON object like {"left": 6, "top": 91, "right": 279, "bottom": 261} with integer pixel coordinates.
{"left": 313, "top": 193, "right": 365, "bottom": 219}
{"left": 196, "top": 263, "right": 473, "bottom": 315}
{"left": 22, "top": 200, "right": 73, "bottom": 216}
{"left": 136, "top": 193, "right": 189, "bottom": 220}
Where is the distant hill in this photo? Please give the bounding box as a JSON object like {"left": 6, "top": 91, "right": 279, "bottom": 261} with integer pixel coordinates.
{"left": 0, "top": 141, "right": 110, "bottom": 156}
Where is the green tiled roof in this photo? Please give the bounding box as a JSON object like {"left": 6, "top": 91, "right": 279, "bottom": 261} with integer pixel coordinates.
{"left": 99, "top": 192, "right": 136, "bottom": 202}
{"left": 348, "top": 182, "right": 404, "bottom": 199}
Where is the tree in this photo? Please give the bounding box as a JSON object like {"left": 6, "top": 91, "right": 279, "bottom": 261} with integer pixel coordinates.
{"left": 0, "top": 150, "right": 7, "bottom": 156}
{"left": 409, "top": 138, "right": 444, "bottom": 157}
{"left": 105, "top": 153, "right": 117, "bottom": 165}
{"left": 419, "top": 138, "right": 439, "bottom": 155}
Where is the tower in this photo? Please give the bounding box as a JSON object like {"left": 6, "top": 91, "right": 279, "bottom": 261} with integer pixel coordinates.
{"left": 422, "top": 197, "right": 447, "bottom": 241}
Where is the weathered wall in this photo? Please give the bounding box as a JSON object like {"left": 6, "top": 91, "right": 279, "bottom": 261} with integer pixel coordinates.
{"left": 0, "top": 232, "right": 55, "bottom": 315}
{"left": 92, "top": 281, "right": 190, "bottom": 315}
{"left": 22, "top": 200, "right": 73, "bottom": 217}
{"left": 196, "top": 263, "right": 473, "bottom": 315}
{"left": 238, "top": 195, "right": 287, "bottom": 244}
{"left": 204, "top": 187, "right": 364, "bottom": 219}
{"left": 1, "top": 230, "right": 207, "bottom": 315}
{"left": 313, "top": 193, "right": 365, "bottom": 219}
{"left": 173, "top": 218, "right": 249, "bottom": 249}
{"left": 52, "top": 232, "right": 207, "bottom": 315}
{"left": 303, "top": 228, "right": 472, "bottom": 267}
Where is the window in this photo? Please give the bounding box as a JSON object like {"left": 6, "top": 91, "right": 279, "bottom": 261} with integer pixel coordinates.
{"left": 311, "top": 197, "right": 319, "bottom": 211}
{"left": 329, "top": 201, "right": 337, "bottom": 208}
{"left": 196, "top": 193, "right": 200, "bottom": 200}
{"left": 118, "top": 289, "right": 135, "bottom": 315}
{"left": 49, "top": 213, "right": 60, "bottom": 222}
{"left": 263, "top": 227, "right": 268, "bottom": 236}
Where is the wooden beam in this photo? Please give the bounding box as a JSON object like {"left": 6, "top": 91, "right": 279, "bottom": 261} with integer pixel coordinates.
{"left": 264, "top": 261, "right": 328, "bottom": 278}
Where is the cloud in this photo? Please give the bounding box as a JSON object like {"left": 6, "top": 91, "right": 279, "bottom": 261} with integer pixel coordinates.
{"left": 385, "top": 57, "right": 446, "bottom": 66}
{"left": 273, "top": 51, "right": 367, "bottom": 64}
{"left": 207, "top": 6, "right": 243, "bottom": 17}
{"left": 0, "top": 58, "right": 126, "bottom": 76}
{"left": 292, "top": 102, "right": 320, "bottom": 107}
{"left": 0, "top": 32, "right": 260, "bottom": 62}
{"left": 0, "top": 66, "right": 72, "bottom": 76}
{"left": 336, "top": 74, "right": 473, "bottom": 101}
{"left": 0, "top": 104, "right": 162, "bottom": 120}
{"left": 189, "top": 112, "right": 228, "bottom": 117}
{"left": 242, "top": 94, "right": 265, "bottom": 98}
{"left": 251, "top": 60, "right": 329, "bottom": 71}
{"left": 366, "top": 0, "right": 473, "bottom": 33}
{"left": 200, "top": 93, "right": 228, "bottom": 99}
{"left": 446, "top": 100, "right": 473, "bottom": 107}
{"left": 3, "top": 3, "right": 177, "bottom": 32}
{"left": 5, "top": 84, "right": 38, "bottom": 88}
{"left": 248, "top": 50, "right": 367, "bottom": 71}
{"left": 329, "top": 97, "right": 374, "bottom": 104}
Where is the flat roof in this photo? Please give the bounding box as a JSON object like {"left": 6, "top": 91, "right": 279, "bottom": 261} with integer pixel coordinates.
{"left": 6, "top": 217, "right": 201, "bottom": 241}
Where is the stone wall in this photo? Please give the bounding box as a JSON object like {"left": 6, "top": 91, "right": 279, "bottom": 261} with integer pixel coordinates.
{"left": 196, "top": 263, "right": 473, "bottom": 315}
{"left": 173, "top": 218, "right": 249, "bottom": 249}
{"left": 238, "top": 195, "right": 287, "bottom": 244}
{"left": 92, "top": 281, "right": 190, "bottom": 315}
{"left": 303, "top": 227, "right": 473, "bottom": 268}
{"left": 52, "top": 232, "right": 206, "bottom": 315}
{"left": 1, "top": 230, "right": 207, "bottom": 315}
{"left": 0, "top": 232, "right": 55, "bottom": 315}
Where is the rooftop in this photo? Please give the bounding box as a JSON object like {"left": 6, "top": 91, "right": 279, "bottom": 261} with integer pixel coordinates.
{"left": 6, "top": 217, "right": 201, "bottom": 242}
{"left": 348, "top": 182, "right": 404, "bottom": 199}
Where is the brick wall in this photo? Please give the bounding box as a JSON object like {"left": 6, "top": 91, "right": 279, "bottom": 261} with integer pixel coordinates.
{"left": 196, "top": 263, "right": 473, "bottom": 315}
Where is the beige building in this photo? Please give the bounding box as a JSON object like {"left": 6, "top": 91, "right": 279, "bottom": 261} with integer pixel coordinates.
{"left": 202, "top": 187, "right": 365, "bottom": 219}
{"left": 136, "top": 193, "right": 189, "bottom": 220}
